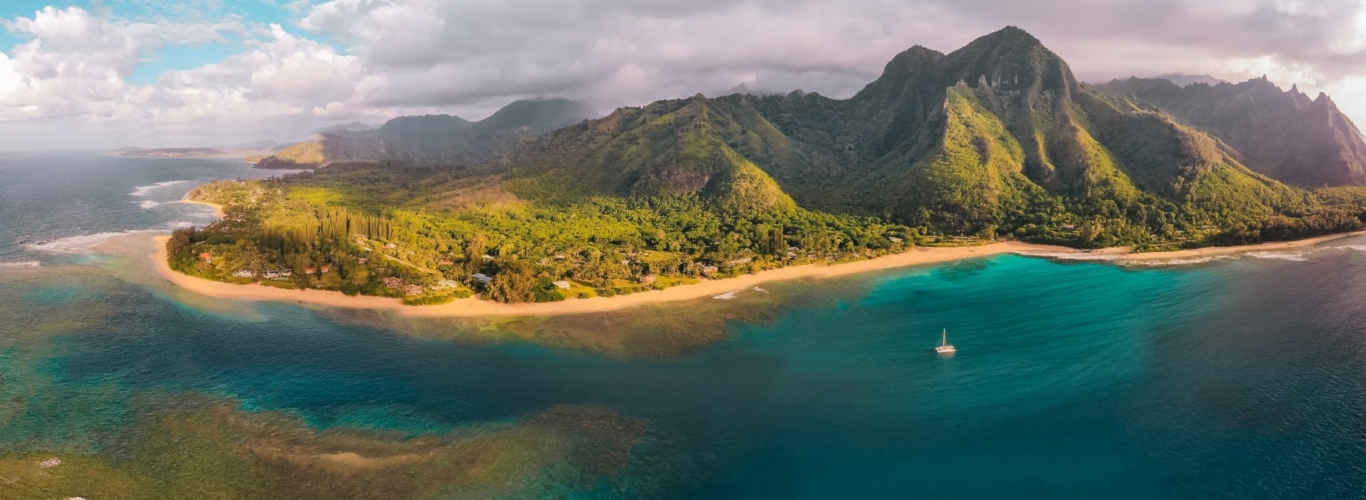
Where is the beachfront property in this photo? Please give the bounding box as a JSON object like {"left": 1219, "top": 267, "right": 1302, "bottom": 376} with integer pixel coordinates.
{"left": 553, "top": 280, "right": 571, "bottom": 290}
{"left": 232, "top": 269, "right": 255, "bottom": 278}
{"left": 199, "top": 252, "right": 212, "bottom": 263}
{"left": 383, "top": 277, "right": 404, "bottom": 289}
{"left": 262, "top": 269, "right": 292, "bottom": 280}
{"left": 639, "top": 274, "right": 658, "bottom": 285}
{"left": 435, "top": 280, "right": 461, "bottom": 290}
{"left": 727, "top": 257, "right": 753, "bottom": 266}
{"left": 701, "top": 265, "right": 719, "bottom": 276}
{"left": 472, "top": 273, "right": 493, "bottom": 284}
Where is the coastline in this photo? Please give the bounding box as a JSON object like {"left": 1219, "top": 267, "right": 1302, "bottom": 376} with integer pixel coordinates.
{"left": 178, "top": 195, "right": 226, "bottom": 218}
{"left": 150, "top": 231, "right": 1366, "bottom": 317}
{"left": 152, "top": 237, "right": 1072, "bottom": 317}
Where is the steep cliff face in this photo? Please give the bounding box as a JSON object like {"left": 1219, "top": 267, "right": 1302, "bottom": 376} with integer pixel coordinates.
{"left": 505, "top": 27, "right": 1311, "bottom": 233}
{"left": 1099, "top": 76, "right": 1366, "bottom": 187}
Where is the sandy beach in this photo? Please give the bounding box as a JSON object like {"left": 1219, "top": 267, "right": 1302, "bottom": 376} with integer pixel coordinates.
{"left": 151, "top": 230, "right": 1366, "bottom": 317}
{"left": 178, "top": 196, "right": 225, "bottom": 218}
{"left": 153, "top": 237, "right": 1073, "bottom": 317}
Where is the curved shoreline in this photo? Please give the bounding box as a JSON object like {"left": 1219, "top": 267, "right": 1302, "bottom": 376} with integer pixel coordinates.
{"left": 151, "top": 231, "right": 1366, "bottom": 317}
{"left": 152, "top": 238, "right": 1073, "bottom": 317}
{"left": 177, "top": 195, "right": 225, "bottom": 218}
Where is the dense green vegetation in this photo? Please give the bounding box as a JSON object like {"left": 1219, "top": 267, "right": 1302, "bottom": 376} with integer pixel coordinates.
{"left": 173, "top": 27, "right": 1366, "bottom": 304}
{"left": 172, "top": 166, "right": 911, "bottom": 304}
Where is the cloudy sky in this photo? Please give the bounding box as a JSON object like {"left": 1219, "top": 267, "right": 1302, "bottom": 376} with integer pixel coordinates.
{"left": 3, "top": 0, "right": 1366, "bottom": 149}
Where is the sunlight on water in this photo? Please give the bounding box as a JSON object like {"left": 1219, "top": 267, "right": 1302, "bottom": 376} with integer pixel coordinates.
{"left": 3, "top": 153, "right": 1366, "bottom": 498}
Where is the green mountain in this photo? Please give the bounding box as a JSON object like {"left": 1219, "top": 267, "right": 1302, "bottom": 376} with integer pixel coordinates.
{"left": 255, "top": 98, "right": 598, "bottom": 169}
{"left": 1098, "top": 76, "right": 1366, "bottom": 187}
{"left": 509, "top": 27, "right": 1315, "bottom": 243}
{"left": 178, "top": 26, "right": 1366, "bottom": 305}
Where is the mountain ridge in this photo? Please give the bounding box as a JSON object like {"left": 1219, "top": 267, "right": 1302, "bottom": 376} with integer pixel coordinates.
{"left": 1098, "top": 76, "right": 1366, "bottom": 186}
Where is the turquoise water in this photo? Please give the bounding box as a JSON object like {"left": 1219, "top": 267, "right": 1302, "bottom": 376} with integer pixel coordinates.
{"left": 3, "top": 152, "right": 1366, "bottom": 498}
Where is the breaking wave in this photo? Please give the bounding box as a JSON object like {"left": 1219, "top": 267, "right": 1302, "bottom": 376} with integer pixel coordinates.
{"left": 1012, "top": 252, "right": 1121, "bottom": 262}
{"left": 712, "top": 291, "right": 739, "bottom": 300}
{"left": 130, "top": 180, "right": 190, "bottom": 197}
{"left": 0, "top": 261, "right": 41, "bottom": 268}
{"left": 1120, "top": 256, "right": 1237, "bottom": 267}
{"left": 26, "top": 229, "right": 165, "bottom": 254}
{"left": 1247, "top": 251, "right": 1309, "bottom": 262}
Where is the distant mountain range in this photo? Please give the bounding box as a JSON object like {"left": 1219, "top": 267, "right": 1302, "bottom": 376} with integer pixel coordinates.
{"left": 1098, "top": 76, "right": 1366, "bottom": 186}
{"left": 114, "top": 140, "right": 282, "bottom": 159}
{"left": 239, "top": 27, "right": 1366, "bottom": 242}
{"left": 252, "top": 99, "right": 598, "bottom": 169}
{"left": 1148, "top": 74, "right": 1229, "bottom": 87}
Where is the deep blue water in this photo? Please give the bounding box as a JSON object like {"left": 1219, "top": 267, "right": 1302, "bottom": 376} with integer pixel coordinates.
{"left": 4, "top": 151, "right": 1366, "bottom": 498}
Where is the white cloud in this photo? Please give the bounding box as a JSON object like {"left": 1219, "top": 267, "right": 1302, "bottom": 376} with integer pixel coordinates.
{"left": 4, "top": 0, "right": 1366, "bottom": 149}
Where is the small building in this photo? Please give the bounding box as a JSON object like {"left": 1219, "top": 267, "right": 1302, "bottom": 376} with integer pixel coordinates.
{"left": 438, "top": 260, "right": 454, "bottom": 266}
{"left": 472, "top": 273, "right": 493, "bottom": 284}
{"left": 435, "top": 280, "right": 461, "bottom": 290}
{"left": 357, "top": 258, "right": 368, "bottom": 264}
{"left": 232, "top": 269, "right": 255, "bottom": 278}
{"left": 304, "top": 267, "right": 317, "bottom": 274}
{"left": 889, "top": 237, "right": 904, "bottom": 243}
{"left": 405, "top": 285, "right": 425, "bottom": 296}
{"left": 727, "top": 257, "right": 753, "bottom": 266}
{"left": 198, "top": 252, "right": 212, "bottom": 262}
{"left": 701, "top": 265, "right": 719, "bottom": 276}
{"left": 553, "top": 280, "right": 571, "bottom": 290}
{"left": 1061, "top": 224, "right": 1076, "bottom": 230}
{"left": 639, "top": 274, "right": 658, "bottom": 285}
{"left": 385, "top": 243, "right": 398, "bottom": 249}
{"left": 383, "top": 277, "right": 404, "bottom": 289}
{"left": 320, "top": 265, "right": 331, "bottom": 273}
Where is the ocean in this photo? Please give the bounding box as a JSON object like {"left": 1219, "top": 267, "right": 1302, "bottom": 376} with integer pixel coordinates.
{"left": 2, "top": 151, "right": 1365, "bottom": 498}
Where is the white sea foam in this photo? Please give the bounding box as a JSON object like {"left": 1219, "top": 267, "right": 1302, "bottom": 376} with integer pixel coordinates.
{"left": 130, "top": 180, "right": 190, "bottom": 197}
{"left": 0, "top": 261, "right": 41, "bottom": 268}
{"left": 712, "top": 291, "right": 739, "bottom": 300}
{"left": 1013, "top": 251, "right": 1121, "bottom": 262}
{"left": 1247, "top": 251, "right": 1309, "bottom": 262}
{"left": 1119, "top": 256, "right": 1236, "bottom": 267}
{"left": 137, "top": 200, "right": 161, "bottom": 209}
{"left": 26, "top": 229, "right": 165, "bottom": 254}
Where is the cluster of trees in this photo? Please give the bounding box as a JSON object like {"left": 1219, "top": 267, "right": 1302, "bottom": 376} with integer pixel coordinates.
{"left": 1211, "top": 208, "right": 1364, "bottom": 246}
{"left": 172, "top": 158, "right": 1366, "bottom": 305}
{"left": 171, "top": 170, "right": 913, "bottom": 304}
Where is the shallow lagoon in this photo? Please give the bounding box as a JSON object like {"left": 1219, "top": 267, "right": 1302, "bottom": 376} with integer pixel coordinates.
{"left": 3, "top": 152, "right": 1366, "bottom": 498}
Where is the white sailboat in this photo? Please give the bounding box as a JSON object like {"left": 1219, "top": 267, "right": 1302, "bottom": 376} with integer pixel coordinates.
{"left": 935, "top": 329, "right": 956, "bottom": 354}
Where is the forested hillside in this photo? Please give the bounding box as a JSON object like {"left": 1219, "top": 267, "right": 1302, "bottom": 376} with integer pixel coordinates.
{"left": 1098, "top": 76, "right": 1366, "bottom": 187}
{"left": 172, "top": 27, "right": 1366, "bottom": 304}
